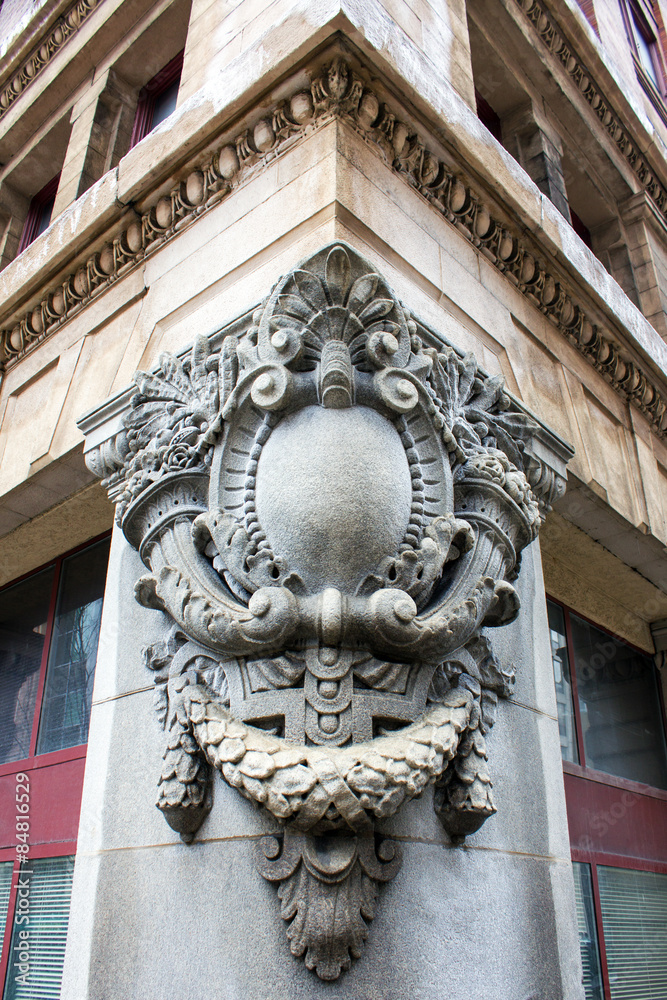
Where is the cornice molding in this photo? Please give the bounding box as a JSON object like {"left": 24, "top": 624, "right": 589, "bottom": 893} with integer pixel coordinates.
{"left": 0, "top": 0, "right": 104, "bottom": 120}
{"left": 1, "top": 52, "right": 665, "bottom": 441}
{"left": 513, "top": 0, "right": 667, "bottom": 222}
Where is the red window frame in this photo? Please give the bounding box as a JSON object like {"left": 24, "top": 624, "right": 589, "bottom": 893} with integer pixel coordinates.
{"left": 548, "top": 595, "right": 667, "bottom": 999}
{"left": 130, "top": 50, "right": 184, "bottom": 148}
{"left": 0, "top": 532, "right": 111, "bottom": 989}
{"left": 16, "top": 174, "right": 60, "bottom": 256}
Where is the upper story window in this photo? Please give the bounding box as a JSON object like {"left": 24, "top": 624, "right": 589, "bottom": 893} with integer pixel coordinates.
{"left": 474, "top": 90, "right": 503, "bottom": 144}
{"left": 16, "top": 175, "right": 60, "bottom": 256}
{"left": 621, "top": 0, "right": 667, "bottom": 106}
{"left": 577, "top": 0, "right": 600, "bottom": 34}
{"left": 130, "top": 50, "right": 184, "bottom": 148}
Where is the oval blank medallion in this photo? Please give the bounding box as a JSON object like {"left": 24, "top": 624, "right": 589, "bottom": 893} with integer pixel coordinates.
{"left": 256, "top": 406, "right": 412, "bottom": 593}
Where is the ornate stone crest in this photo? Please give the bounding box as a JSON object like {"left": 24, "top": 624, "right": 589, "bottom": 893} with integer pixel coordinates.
{"left": 87, "top": 244, "right": 568, "bottom": 979}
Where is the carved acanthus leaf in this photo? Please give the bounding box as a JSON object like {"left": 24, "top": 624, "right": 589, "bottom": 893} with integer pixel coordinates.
{"left": 116, "top": 336, "right": 221, "bottom": 522}
{"left": 257, "top": 833, "right": 401, "bottom": 981}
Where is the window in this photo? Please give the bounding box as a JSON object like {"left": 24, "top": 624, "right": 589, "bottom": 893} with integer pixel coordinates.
{"left": 0, "top": 537, "right": 109, "bottom": 765}
{"left": 547, "top": 600, "right": 667, "bottom": 786}
{"left": 621, "top": 1, "right": 667, "bottom": 105}
{"left": 475, "top": 90, "right": 503, "bottom": 145}
{"left": 0, "top": 536, "right": 110, "bottom": 997}
{"left": 570, "top": 209, "right": 593, "bottom": 250}
{"left": 16, "top": 176, "right": 60, "bottom": 256}
{"left": 1, "top": 857, "right": 75, "bottom": 1000}
{"left": 548, "top": 598, "right": 667, "bottom": 1000}
{"left": 572, "top": 862, "right": 604, "bottom": 1000}
{"left": 130, "top": 50, "right": 183, "bottom": 147}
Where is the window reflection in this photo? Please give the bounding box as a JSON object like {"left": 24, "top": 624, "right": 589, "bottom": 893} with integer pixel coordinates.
{"left": 36, "top": 538, "right": 110, "bottom": 755}
{"left": 548, "top": 601, "right": 579, "bottom": 763}
{"left": 570, "top": 614, "right": 667, "bottom": 789}
{"left": 0, "top": 567, "right": 54, "bottom": 763}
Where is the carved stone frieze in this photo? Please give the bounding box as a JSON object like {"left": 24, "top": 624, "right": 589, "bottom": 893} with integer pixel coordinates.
{"left": 0, "top": 0, "right": 104, "bottom": 119}
{"left": 3, "top": 52, "right": 666, "bottom": 443}
{"left": 84, "top": 243, "right": 572, "bottom": 979}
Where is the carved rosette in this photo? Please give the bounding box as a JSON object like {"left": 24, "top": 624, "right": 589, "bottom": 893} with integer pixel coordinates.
{"left": 89, "top": 243, "right": 566, "bottom": 979}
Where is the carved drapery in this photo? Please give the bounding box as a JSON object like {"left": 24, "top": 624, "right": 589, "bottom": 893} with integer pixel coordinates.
{"left": 85, "top": 244, "right": 570, "bottom": 979}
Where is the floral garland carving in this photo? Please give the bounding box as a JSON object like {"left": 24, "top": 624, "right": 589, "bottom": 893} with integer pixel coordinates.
{"left": 513, "top": 0, "right": 667, "bottom": 217}
{"left": 0, "top": 0, "right": 104, "bottom": 119}
{"left": 1, "top": 53, "right": 665, "bottom": 440}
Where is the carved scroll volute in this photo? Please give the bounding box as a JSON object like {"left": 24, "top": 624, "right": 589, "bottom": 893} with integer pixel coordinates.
{"left": 88, "top": 242, "right": 565, "bottom": 980}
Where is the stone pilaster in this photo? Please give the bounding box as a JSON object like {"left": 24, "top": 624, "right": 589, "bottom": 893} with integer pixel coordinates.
{"left": 503, "top": 100, "right": 571, "bottom": 220}
{"left": 53, "top": 69, "right": 136, "bottom": 216}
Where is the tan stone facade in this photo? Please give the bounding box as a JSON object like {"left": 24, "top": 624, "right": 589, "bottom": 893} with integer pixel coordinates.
{"left": 0, "top": 1, "right": 666, "bottom": 997}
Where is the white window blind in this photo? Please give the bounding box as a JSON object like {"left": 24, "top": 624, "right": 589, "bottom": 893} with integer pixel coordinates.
{"left": 598, "top": 866, "right": 667, "bottom": 1000}
{"left": 573, "top": 862, "right": 604, "bottom": 1000}
{"left": 0, "top": 863, "right": 12, "bottom": 958}
{"left": 3, "top": 856, "right": 75, "bottom": 1000}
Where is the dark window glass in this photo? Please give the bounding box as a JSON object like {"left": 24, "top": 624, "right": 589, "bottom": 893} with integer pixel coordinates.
{"left": 130, "top": 51, "right": 183, "bottom": 147}
{"left": 150, "top": 76, "right": 180, "bottom": 131}
{"left": 572, "top": 862, "right": 604, "bottom": 1000}
{"left": 570, "top": 208, "right": 592, "bottom": 249}
{"left": 17, "top": 175, "right": 60, "bottom": 255}
{"left": 474, "top": 89, "right": 502, "bottom": 144}
{"left": 548, "top": 601, "right": 579, "bottom": 763}
{"left": 570, "top": 614, "right": 667, "bottom": 788}
{"left": 0, "top": 568, "right": 55, "bottom": 764}
{"left": 2, "top": 856, "right": 75, "bottom": 1000}
{"left": 36, "top": 538, "right": 110, "bottom": 755}
{"left": 598, "top": 866, "right": 667, "bottom": 1000}
{"left": 33, "top": 196, "right": 55, "bottom": 241}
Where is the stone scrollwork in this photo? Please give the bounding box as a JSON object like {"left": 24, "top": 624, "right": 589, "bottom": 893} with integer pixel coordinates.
{"left": 88, "top": 243, "right": 569, "bottom": 979}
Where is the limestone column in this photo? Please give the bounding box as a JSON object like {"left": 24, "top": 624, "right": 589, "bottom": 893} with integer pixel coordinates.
{"left": 503, "top": 100, "right": 571, "bottom": 220}
{"left": 619, "top": 191, "right": 667, "bottom": 340}
{"left": 53, "top": 69, "right": 136, "bottom": 216}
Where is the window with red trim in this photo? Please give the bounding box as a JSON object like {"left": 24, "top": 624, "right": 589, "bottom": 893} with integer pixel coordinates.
{"left": 16, "top": 175, "right": 60, "bottom": 256}
{"left": 621, "top": 0, "right": 667, "bottom": 113}
{"left": 130, "top": 50, "right": 184, "bottom": 148}
{"left": 0, "top": 535, "right": 110, "bottom": 998}
{"left": 547, "top": 597, "right": 667, "bottom": 1000}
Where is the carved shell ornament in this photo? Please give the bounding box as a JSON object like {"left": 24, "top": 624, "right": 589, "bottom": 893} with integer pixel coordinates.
{"left": 104, "top": 244, "right": 544, "bottom": 979}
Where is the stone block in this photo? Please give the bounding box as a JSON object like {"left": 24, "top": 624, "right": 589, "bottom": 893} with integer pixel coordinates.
{"left": 377, "top": 696, "right": 571, "bottom": 863}
{"left": 91, "top": 529, "right": 166, "bottom": 704}
{"left": 79, "top": 687, "right": 280, "bottom": 854}
{"left": 60, "top": 836, "right": 583, "bottom": 1000}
